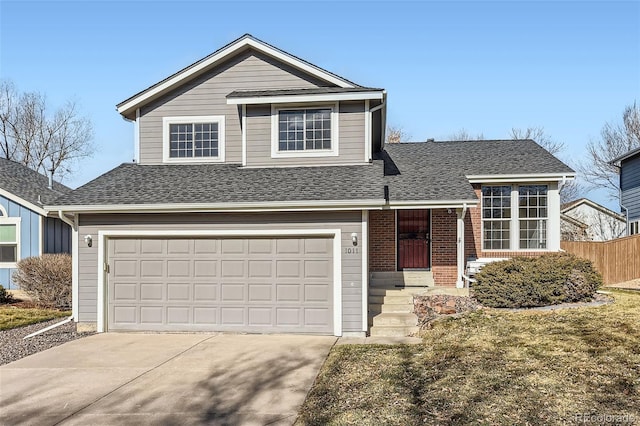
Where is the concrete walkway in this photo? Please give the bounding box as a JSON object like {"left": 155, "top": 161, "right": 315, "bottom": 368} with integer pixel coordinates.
{"left": 0, "top": 333, "right": 336, "bottom": 425}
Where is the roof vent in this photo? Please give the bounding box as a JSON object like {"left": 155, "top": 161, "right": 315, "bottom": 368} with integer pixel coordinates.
{"left": 427, "top": 138, "right": 435, "bottom": 142}
{"left": 48, "top": 169, "right": 54, "bottom": 190}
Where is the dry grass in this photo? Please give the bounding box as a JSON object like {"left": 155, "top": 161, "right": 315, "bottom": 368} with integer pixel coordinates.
{"left": 298, "top": 290, "right": 640, "bottom": 425}
{"left": 0, "top": 306, "right": 70, "bottom": 331}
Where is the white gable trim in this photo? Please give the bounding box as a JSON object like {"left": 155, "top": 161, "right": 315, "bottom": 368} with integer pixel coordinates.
{"left": 0, "top": 187, "right": 47, "bottom": 216}
{"left": 117, "top": 36, "right": 355, "bottom": 117}
{"left": 466, "top": 173, "right": 576, "bottom": 183}
{"left": 227, "top": 91, "right": 383, "bottom": 105}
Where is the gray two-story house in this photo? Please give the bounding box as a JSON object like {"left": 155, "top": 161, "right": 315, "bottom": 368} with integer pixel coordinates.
{"left": 48, "top": 34, "right": 574, "bottom": 337}
{"left": 611, "top": 147, "right": 640, "bottom": 235}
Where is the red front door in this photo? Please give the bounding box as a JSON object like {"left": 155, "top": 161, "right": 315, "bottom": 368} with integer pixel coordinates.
{"left": 397, "top": 210, "right": 430, "bottom": 270}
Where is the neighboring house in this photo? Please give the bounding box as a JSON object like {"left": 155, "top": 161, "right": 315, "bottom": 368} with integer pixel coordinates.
{"left": 561, "top": 198, "right": 626, "bottom": 241}
{"left": 47, "top": 34, "right": 575, "bottom": 336}
{"left": 611, "top": 147, "right": 640, "bottom": 235}
{"left": 0, "top": 158, "right": 72, "bottom": 289}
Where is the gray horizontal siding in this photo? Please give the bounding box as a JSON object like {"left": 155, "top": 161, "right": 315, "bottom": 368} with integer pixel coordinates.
{"left": 622, "top": 185, "right": 640, "bottom": 222}
{"left": 77, "top": 211, "right": 363, "bottom": 333}
{"left": 139, "top": 49, "right": 329, "bottom": 165}
{"left": 621, "top": 155, "right": 640, "bottom": 191}
{"left": 246, "top": 101, "right": 366, "bottom": 166}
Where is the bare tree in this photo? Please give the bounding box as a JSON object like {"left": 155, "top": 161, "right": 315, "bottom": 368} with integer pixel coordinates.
{"left": 386, "top": 125, "right": 410, "bottom": 144}
{"left": 581, "top": 103, "right": 640, "bottom": 200}
{"left": 510, "top": 126, "right": 565, "bottom": 155}
{"left": 0, "top": 80, "right": 94, "bottom": 181}
{"left": 448, "top": 128, "right": 484, "bottom": 141}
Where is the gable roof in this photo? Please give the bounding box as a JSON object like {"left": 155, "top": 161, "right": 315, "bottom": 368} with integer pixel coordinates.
{"left": 117, "top": 34, "right": 361, "bottom": 119}
{"left": 561, "top": 198, "right": 625, "bottom": 221}
{"left": 0, "top": 158, "right": 71, "bottom": 215}
{"left": 48, "top": 162, "right": 385, "bottom": 212}
{"left": 380, "top": 140, "right": 575, "bottom": 204}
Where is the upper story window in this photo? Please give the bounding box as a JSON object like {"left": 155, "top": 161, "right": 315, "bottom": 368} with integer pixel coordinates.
{"left": 279, "top": 109, "right": 331, "bottom": 151}
{"left": 162, "top": 116, "right": 225, "bottom": 163}
{"left": 0, "top": 207, "right": 20, "bottom": 266}
{"left": 271, "top": 104, "right": 338, "bottom": 158}
{"left": 630, "top": 221, "right": 639, "bottom": 235}
{"left": 482, "top": 184, "right": 548, "bottom": 250}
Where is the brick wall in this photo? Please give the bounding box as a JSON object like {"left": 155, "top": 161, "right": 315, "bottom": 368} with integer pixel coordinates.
{"left": 431, "top": 209, "right": 457, "bottom": 287}
{"left": 369, "top": 210, "right": 396, "bottom": 271}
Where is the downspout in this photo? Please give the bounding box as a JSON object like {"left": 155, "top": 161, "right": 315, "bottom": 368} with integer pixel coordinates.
{"left": 456, "top": 203, "right": 468, "bottom": 288}
{"left": 369, "top": 92, "right": 387, "bottom": 150}
{"left": 610, "top": 164, "right": 630, "bottom": 236}
{"left": 23, "top": 210, "right": 81, "bottom": 339}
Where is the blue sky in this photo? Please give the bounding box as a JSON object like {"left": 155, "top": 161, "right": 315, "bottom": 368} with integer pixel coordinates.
{"left": 1, "top": 0, "right": 638, "bottom": 210}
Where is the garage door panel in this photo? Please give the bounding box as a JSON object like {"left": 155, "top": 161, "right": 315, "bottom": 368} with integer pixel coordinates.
{"left": 108, "top": 237, "right": 333, "bottom": 333}
{"left": 167, "top": 239, "right": 190, "bottom": 254}
{"left": 141, "top": 283, "right": 163, "bottom": 301}
{"left": 194, "top": 260, "right": 217, "bottom": 277}
{"left": 194, "top": 283, "right": 217, "bottom": 301}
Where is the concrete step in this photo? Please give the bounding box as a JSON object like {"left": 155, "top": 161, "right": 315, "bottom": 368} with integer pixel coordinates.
{"left": 370, "top": 279, "right": 435, "bottom": 287}
{"left": 369, "top": 287, "right": 414, "bottom": 296}
{"left": 383, "top": 294, "right": 414, "bottom": 304}
{"left": 369, "top": 325, "right": 420, "bottom": 337}
{"left": 372, "top": 313, "right": 418, "bottom": 327}
{"left": 369, "top": 303, "right": 413, "bottom": 314}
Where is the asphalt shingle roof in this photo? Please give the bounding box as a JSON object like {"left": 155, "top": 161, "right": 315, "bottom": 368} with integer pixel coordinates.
{"left": 0, "top": 158, "right": 71, "bottom": 207}
{"left": 50, "top": 139, "right": 575, "bottom": 208}
{"left": 51, "top": 162, "right": 385, "bottom": 206}
{"left": 380, "top": 140, "right": 575, "bottom": 202}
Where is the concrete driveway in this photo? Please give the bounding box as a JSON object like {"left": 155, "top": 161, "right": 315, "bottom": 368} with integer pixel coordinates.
{"left": 0, "top": 333, "right": 336, "bottom": 425}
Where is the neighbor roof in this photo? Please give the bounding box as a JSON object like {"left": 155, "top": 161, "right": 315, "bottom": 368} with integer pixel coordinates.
{"left": 117, "top": 34, "right": 363, "bottom": 119}
{"left": 380, "top": 140, "right": 575, "bottom": 202}
{"left": 0, "top": 158, "right": 71, "bottom": 214}
{"left": 49, "top": 162, "right": 385, "bottom": 210}
{"left": 561, "top": 198, "right": 625, "bottom": 220}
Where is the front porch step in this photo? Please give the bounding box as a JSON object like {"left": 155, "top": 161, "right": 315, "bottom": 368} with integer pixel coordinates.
{"left": 369, "top": 303, "right": 414, "bottom": 315}
{"left": 370, "top": 271, "right": 435, "bottom": 288}
{"left": 372, "top": 313, "right": 418, "bottom": 327}
{"left": 369, "top": 326, "right": 420, "bottom": 337}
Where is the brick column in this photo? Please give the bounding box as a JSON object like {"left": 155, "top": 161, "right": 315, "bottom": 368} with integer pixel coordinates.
{"left": 369, "top": 210, "right": 396, "bottom": 271}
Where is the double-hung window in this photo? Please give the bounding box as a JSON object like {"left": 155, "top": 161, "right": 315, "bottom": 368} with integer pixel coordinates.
{"left": 0, "top": 213, "right": 19, "bottom": 266}
{"left": 482, "top": 184, "right": 548, "bottom": 250}
{"left": 272, "top": 105, "right": 337, "bottom": 157}
{"left": 163, "top": 116, "right": 225, "bottom": 163}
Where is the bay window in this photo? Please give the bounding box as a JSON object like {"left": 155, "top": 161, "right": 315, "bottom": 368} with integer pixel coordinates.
{"left": 482, "top": 184, "right": 548, "bottom": 250}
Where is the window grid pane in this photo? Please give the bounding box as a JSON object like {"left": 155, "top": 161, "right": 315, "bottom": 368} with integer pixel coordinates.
{"left": 169, "top": 122, "right": 219, "bottom": 158}
{"left": 0, "top": 224, "right": 16, "bottom": 243}
{"left": 482, "top": 185, "right": 511, "bottom": 250}
{"left": 519, "top": 185, "right": 548, "bottom": 249}
{"left": 279, "top": 109, "right": 331, "bottom": 151}
{"left": 0, "top": 245, "right": 16, "bottom": 263}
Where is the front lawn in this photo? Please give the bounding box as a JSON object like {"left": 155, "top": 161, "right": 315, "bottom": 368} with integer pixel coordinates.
{"left": 0, "top": 306, "right": 70, "bottom": 331}
{"left": 298, "top": 290, "right": 640, "bottom": 425}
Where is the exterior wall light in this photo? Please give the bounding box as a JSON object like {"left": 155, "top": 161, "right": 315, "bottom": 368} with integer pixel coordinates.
{"left": 84, "top": 235, "right": 93, "bottom": 247}
{"left": 351, "top": 232, "right": 358, "bottom": 246}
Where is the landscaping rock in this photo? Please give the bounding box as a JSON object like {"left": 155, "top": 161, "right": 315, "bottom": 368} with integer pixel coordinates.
{"left": 0, "top": 319, "right": 93, "bottom": 366}
{"left": 414, "top": 295, "right": 481, "bottom": 327}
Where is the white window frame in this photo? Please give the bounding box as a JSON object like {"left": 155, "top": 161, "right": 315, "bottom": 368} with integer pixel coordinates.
{"left": 271, "top": 103, "right": 339, "bottom": 158}
{"left": 0, "top": 213, "right": 21, "bottom": 268}
{"left": 162, "top": 115, "right": 225, "bottom": 163}
{"left": 481, "top": 184, "right": 550, "bottom": 251}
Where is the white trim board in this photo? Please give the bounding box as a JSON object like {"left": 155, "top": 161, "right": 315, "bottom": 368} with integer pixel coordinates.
{"left": 227, "top": 91, "right": 383, "bottom": 105}
{"left": 117, "top": 35, "right": 356, "bottom": 118}
{"left": 96, "top": 228, "right": 344, "bottom": 337}
{"left": 467, "top": 173, "right": 576, "bottom": 183}
{"left": 0, "top": 187, "right": 47, "bottom": 216}
{"left": 48, "top": 199, "right": 386, "bottom": 213}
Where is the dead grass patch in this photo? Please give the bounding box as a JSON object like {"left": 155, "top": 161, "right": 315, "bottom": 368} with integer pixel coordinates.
{"left": 0, "top": 306, "right": 70, "bottom": 331}
{"left": 297, "top": 290, "right": 640, "bottom": 425}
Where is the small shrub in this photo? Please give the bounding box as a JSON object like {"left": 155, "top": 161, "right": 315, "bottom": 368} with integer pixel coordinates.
{"left": 473, "top": 253, "right": 602, "bottom": 308}
{"left": 12, "top": 254, "right": 71, "bottom": 309}
{"left": 0, "top": 285, "right": 13, "bottom": 304}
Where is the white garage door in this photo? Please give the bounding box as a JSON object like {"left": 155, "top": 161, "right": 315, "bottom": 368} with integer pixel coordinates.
{"left": 107, "top": 237, "right": 333, "bottom": 333}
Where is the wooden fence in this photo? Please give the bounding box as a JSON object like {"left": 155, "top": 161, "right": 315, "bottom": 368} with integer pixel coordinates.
{"left": 561, "top": 234, "right": 640, "bottom": 285}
